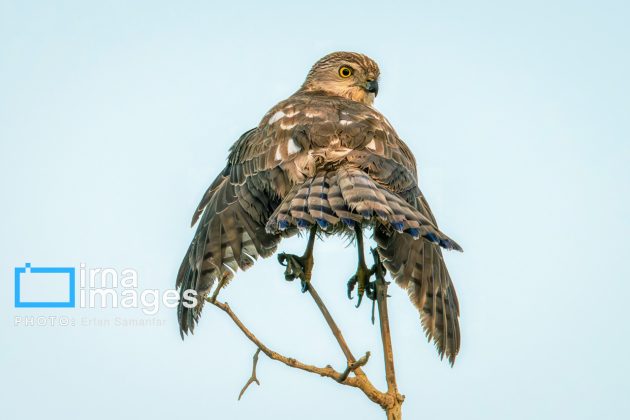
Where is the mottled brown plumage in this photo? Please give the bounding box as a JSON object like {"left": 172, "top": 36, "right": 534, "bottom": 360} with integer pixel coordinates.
{"left": 177, "top": 51, "right": 463, "bottom": 364}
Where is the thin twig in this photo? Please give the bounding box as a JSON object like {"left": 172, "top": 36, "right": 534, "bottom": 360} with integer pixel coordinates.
{"left": 337, "top": 351, "right": 371, "bottom": 383}
{"left": 238, "top": 348, "right": 261, "bottom": 400}
{"left": 372, "top": 248, "right": 405, "bottom": 419}
{"left": 209, "top": 299, "right": 358, "bottom": 383}
{"left": 207, "top": 297, "right": 387, "bottom": 406}
{"left": 373, "top": 248, "right": 397, "bottom": 393}
{"left": 307, "top": 283, "right": 361, "bottom": 370}
{"left": 209, "top": 277, "right": 228, "bottom": 303}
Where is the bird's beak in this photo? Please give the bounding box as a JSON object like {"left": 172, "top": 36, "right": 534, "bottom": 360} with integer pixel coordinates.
{"left": 364, "top": 79, "right": 379, "bottom": 96}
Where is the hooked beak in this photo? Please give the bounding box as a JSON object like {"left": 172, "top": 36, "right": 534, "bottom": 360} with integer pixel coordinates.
{"left": 364, "top": 79, "right": 379, "bottom": 96}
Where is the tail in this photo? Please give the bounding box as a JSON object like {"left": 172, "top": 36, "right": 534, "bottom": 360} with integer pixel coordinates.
{"left": 266, "top": 167, "right": 461, "bottom": 251}
{"left": 375, "top": 224, "right": 461, "bottom": 364}
{"left": 177, "top": 173, "right": 291, "bottom": 337}
{"left": 266, "top": 165, "right": 462, "bottom": 363}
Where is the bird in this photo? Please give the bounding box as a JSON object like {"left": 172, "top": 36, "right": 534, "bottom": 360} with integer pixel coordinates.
{"left": 176, "top": 51, "right": 463, "bottom": 364}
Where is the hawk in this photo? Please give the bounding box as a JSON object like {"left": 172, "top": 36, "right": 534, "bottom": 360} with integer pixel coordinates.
{"left": 177, "top": 52, "right": 463, "bottom": 364}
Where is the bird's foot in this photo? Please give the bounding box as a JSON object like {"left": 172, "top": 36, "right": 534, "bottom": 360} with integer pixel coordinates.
{"left": 347, "top": 248, "right": 388, "bottom": 309}
{"left": 278, "top": 252, "right": 314, "bottom": 293}
{"left": 347, "top": 263, "right": 377, "bottom": 308}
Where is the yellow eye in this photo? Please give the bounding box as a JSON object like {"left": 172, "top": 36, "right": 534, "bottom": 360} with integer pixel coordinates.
{"left": 339, "top": 66, "right": 353, "bottom": 78}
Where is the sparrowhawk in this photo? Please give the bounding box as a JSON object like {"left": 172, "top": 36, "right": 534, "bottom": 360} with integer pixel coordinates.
{"left": 177, "top": 51, "right": 463, "bottom": 364}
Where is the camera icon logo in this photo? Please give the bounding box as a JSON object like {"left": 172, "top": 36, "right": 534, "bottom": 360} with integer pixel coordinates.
{"left": 14, "top": 263, "right": 75, "bottom": 308}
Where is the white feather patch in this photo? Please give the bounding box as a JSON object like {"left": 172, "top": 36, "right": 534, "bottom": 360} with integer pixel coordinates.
{"left": 339, "top": 119, "right": 352, "bottom": 126}
{"left": 274, "top": 138, "right": 302, "bottom": 161}
{"left": 269, "top": 111, "right": 285, "bottom": 124}
{"left": 366, "top": 139, "right": 377, "bottom": 150}
{"left": 287, "top": 138, "right": 301, "bottom": 154}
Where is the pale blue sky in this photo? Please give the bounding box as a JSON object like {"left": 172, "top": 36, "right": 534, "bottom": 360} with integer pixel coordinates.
{"left": 1, "top": 1, "right": 629, "bottom": 419}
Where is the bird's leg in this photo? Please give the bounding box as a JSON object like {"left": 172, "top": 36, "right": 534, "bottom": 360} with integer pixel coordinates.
{"left": 347, "top": 225, "right": 378, "bottom": 308}
{"left": 278, "top": 225, "right": 317, "bottom": 293}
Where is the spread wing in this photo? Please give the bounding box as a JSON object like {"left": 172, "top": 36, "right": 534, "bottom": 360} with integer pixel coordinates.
{"left": 176, "top": 128, "right": 297, "bottom": 336}
{"left": 375, "top": 219, "right": 461, "bottom": 365}
{"left": 177, "top": 94, "right": 353, "bottom": 335}
{"left": 330, "top": 101, "right": 463, "bottom": 364}
{"left": 177, "top": 92, "right": 462, "bottom": 364}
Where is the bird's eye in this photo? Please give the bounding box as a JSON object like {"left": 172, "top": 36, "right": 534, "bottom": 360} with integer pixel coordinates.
{"left": 339, "top": 66, "right": 353, "bottom": 78}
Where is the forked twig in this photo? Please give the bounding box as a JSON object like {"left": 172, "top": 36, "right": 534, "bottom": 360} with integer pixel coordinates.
{"left": 208, "top": 299, "right": 376, "bottom": 389}
{"left": 238, "top": 348, "right": 261, "bottom": 400}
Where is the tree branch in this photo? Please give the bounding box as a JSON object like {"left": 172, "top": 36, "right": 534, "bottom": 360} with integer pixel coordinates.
{"left": 307, "top": 283, "right": 362, "bottom": 372}
{"left": 205, "top": 240, "right": 405, "bottom": 418}
{"left": 207, "top": 298, "right": 376, "bottom": 392}
{"left": 372, "top": 248, "right": 405, "bottom": 419}
{"left": 208, "top": 277, "right": 227, "bottom": 304}
{"left": 337, "top": 351, "right": 370, "bottom": 383}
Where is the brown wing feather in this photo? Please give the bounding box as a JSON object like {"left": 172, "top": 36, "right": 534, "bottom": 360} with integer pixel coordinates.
{"left": 179, "top": 90, "right": 463, "bottom": 366}
{"left": 328, "top": 98, "right": 462, "bottom": 363}
{"left": 375, "top": 225, "right": 461, "bottom": 365}
{"left": 177, "top": 128, "right": 297, "bottom": 336}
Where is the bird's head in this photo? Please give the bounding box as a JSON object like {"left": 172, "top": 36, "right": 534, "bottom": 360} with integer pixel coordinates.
{"left": 300, "top": 52, "right": 380, "bottom": 106}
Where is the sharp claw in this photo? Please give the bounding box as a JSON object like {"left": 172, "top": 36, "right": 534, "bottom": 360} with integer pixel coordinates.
{"left": 284, "top": 265, "right": 297, "bottom": 282}
{"left": 347, "top": 275, "right": 357, "bottom": 299}
{"left": 277, "top": 226, "right": 316, "bottom": 293}
{"left": 355, "top": 291, "right": 364, "bottom": 308}
{"left": 371, "top": 299, "right": 376, "bottom": 325}
{"left": 277, "top": 252, "right": 314, "bottom": 290}
{"left": 280, "top": 253, "right": 304, "bottom": 282}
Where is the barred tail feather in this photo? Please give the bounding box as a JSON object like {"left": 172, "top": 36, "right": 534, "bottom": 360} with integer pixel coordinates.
{"left": 327, "top": 172, "right": 363, "bottom": 224}
{"left": 289, "top": 179, "right": 315, "bottom": 225}
{"left": 306, "top": 172, "right": 340, "bottom": 228}
{"left": 337, "top": 166, "right": 392, "bottom": 221}
{"left": 266, "top": 167, "right": 461, "bottom": 252}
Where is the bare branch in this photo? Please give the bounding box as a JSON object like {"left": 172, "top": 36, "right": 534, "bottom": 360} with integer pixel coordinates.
{"left": 205, "top": 244, "right": 406, "bottom": 419}
{"left": 238, "top": 348, "right": 261, "bottom": 400}
{"left": 372, "top": 248, "right": 397, "bottom": 393}
{"left": 208, "top": 299, "right": 355, "bottom": 383}
{"left": 206, "top": 297, "right": 387, "bottom": 407}
{"left": 372, "top": 248, "right": 405, "bottom": 418}
{"left": 208, "top": 277, "right": 228, "bottom": 304}
{"left": 307, "top": 284, "right": 361, "bottom": 369}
